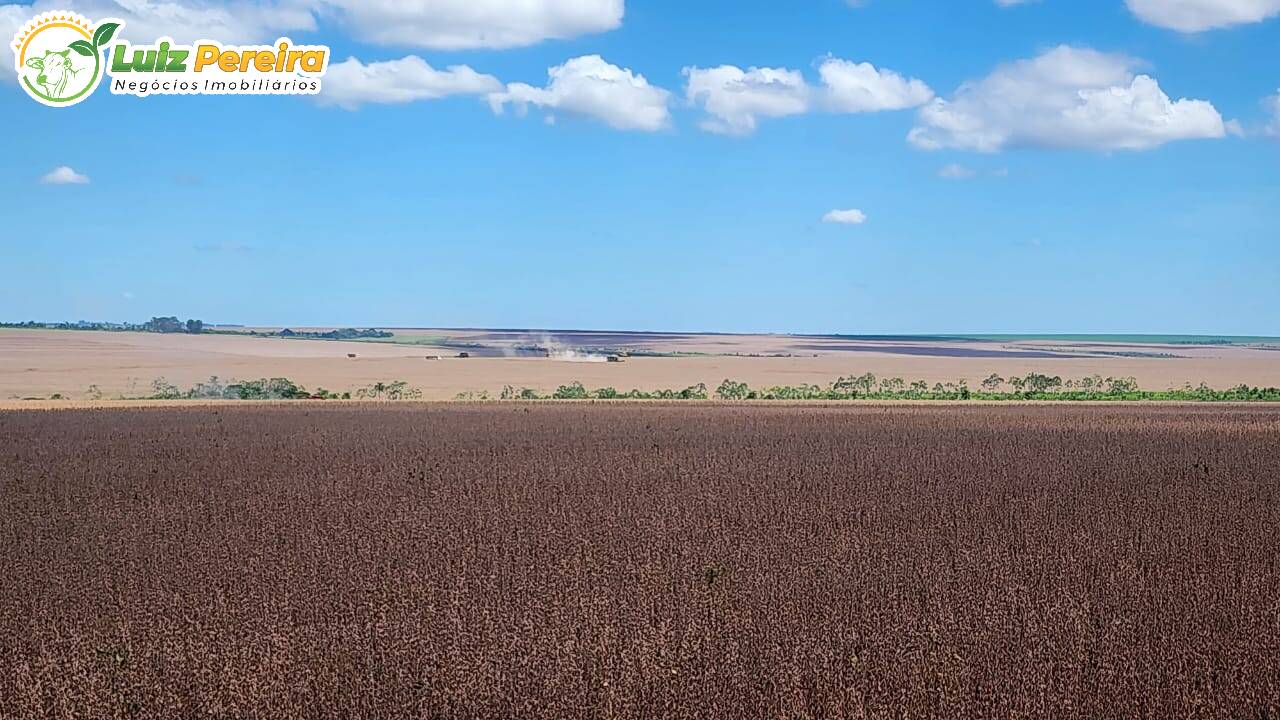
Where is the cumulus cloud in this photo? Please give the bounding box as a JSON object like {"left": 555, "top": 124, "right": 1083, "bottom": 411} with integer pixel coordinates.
{"left": 908, "top": 45, "right": 1227, "bottom": 152}
{"left": 318, "top": 56, "right": 501, "bottom": 110}
{"left": 489, "top": 55, "right": 671, "bottom": 132}
{"left": 0, "top": 6, "right": 23, "bottom": 81}
{"left": 40, "top": 166, "right": 90, "bottom": 184}
{"left": 1264, "top": 91, "right": 1280, "bottom": 138}
{"left": 2, "top": 0, "right": 312, "bottom": 45}
{"left": 682, "top": 65, "right": 810, "bottom": 135}
{"left": 1125, "top": 0, "right": 1280, "bottom": 32}
{"left": 822, "top": 208, "right": 867, "bottom": 225}
{"left": 321, "top": 0, "right": 623, "bottom": 50}
{"left": 2, "top": 0, "right": 623, "bottom": 78}
{"left": 938, "top": 163, "right": 977, "bottom": 179}
{"left": 683, "top": 57, "right": 931, "bottom": 136}
{"left": 0, "top": 5, "right": 25, "bottom": 37}
{"left": 817, "top": 58, "right": 935, "bottom": 113}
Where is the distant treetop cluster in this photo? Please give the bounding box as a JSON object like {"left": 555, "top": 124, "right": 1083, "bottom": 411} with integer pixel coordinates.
{"left": 1, "top": 317, "right": 206, "bottom": 334}
{"left": 0, "top": 318, "right": 398, "bottom": 340}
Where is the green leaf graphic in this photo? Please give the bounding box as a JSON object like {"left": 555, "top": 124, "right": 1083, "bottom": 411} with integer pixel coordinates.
{"left": 93, "top": 22, "right": 120, "bottom": 48}
{"left": 69, "top": 40, "right": 95, "bottom": 56}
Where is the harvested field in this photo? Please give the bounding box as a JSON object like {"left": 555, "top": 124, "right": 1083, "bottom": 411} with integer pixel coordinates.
{"left": 2, "top": 405, "right": 1279, "bottom": 718}
{"left": 3, "top": 328, "right": 1280, "bottom": 401}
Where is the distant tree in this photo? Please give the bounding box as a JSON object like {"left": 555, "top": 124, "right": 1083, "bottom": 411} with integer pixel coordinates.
{"left": 143, "top": 316, "right": 184, "bottom": 333}
{"left": 879, "top": 377, "right": 907, "bottom": 395}
{"left": 149, "top": 377, "right": 182, "bottom": 399}
{"left": 356, "top": 382, "right": 381, "bottom": 399}
{"left": 856, "top": 372, "right": 878, "bottom": 395}
{"left": 382, "top": 380, "right": 421, "bottom": 400}
{"left": 1021, "top": 373, "right": 1062, "bottom": 394}
{"left": 185, "top": 319, "right": 204, "bottom": 334}
{"left": 715, "top": 379, "right": 751, "bottom": 401}
{"left": 188, "top": 376, "right": 227, "bottom": 399}
{"left": 226, "top": 378, "right": 307, "bottom": 400}
{"left": 1106, "top": 376, "right": 1139, "bottom": 394}
{"left": 501, "top": 386, "right": 544, "bottom": 400}
{"left": 1079, "top": 374, "right": 1104, "bottom": 394}
{"left": 678, "top": 383, "right": 708, "bottom": 400}
{"left": 552, "top": 382, "right": 590, "bottom": 400}
{"left": 981, "top": 373, "right": 1004, "bottom": 392}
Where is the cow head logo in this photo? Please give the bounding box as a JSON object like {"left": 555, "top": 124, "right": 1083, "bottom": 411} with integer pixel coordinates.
{"left": 11, "top": 12, "right": 120, "bottom": 107}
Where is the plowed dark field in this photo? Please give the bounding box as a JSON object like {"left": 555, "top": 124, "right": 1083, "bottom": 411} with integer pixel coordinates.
{"left": 2, "top": 404, "right": 1278, "bottom": 718}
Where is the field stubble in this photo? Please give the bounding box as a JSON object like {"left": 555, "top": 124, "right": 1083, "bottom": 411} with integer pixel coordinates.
{"left": 1, "top": 404, "right": 1278, "bottom": 718}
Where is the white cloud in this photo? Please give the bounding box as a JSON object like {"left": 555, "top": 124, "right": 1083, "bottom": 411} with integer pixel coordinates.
{"left": 489, "top": 55, "right": 671, "bottom": 132}
{"left": 2, "top": 1, "right": 313, "bottom": 45}
{"left": 684, "top": 57, "right": 931, "bottom": 136}
{"left": 2, "top": 0, "right": 623, "bottom": 78}
{"left": 0, "top": 6, "right": 23, "bottom": 82}
{"left": 908, "top": 45, "right": 1226, "bottom": 152}
{"left": 318, "top": 56, "right": 501, "bottom": 110}
{"left": 938, "top": 163, "right": 977, "bottom": 179}
{"left": 823, "top": 208, "right": 867, "bottom": 225}
{"left": 40, "top": 166, "right": 90, "bottom": 184}
{"left": 1264, "top": 91, "right": 1280, "bottom": 138}
{"left": 0, "top": 5, "right": 25, "bottom": 40}
{"left": 683, "top": 65, "right": 810, "bottom": 135}
{"left": 322, "top": 0, "right": 623, "bottom": 50}
{"left": 1125, "top": 0, "right": 1280, "bottom": 32}
{"left": 817, "top": 58, "right": 934, "bottom": 113}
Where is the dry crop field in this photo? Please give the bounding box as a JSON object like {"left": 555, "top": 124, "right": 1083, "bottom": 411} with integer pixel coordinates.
{"left": 5, "top": 328, "right": 1280, "bottom": 401}
{"left": 2, "top": 404, "right": 1278, "bottom": 718}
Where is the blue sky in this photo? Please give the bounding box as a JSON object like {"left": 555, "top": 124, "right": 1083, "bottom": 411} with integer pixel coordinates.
{"left": 2, "top": 0, "right": 1277, "bottom": 334}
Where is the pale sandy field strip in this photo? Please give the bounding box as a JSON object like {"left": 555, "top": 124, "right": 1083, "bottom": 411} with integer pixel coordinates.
{"left": 2, "top": 328, "right": 1278, "bottom": 402}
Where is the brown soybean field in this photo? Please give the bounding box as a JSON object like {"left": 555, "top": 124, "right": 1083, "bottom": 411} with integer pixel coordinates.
{"left": 2, "top": 405, "right": 1279, "bottom": 719}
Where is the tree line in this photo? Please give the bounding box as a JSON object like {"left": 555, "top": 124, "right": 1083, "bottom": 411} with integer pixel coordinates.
{"left": 63, "top": 373, "right": 1280, "bottom": 403}
{"left": 1, "top": 317, "right": 206, "bottom": 333}
{"left": 145, "top": 377, "right": 419, "bottom": 401}
{"left": 494, "top": 373, "right": 1280, "bottom": 402}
